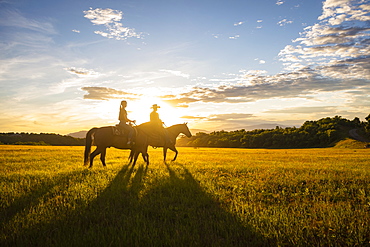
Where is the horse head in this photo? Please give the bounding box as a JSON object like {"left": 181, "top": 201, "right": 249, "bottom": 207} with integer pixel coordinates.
{"left": 181, "top": 122, "right": 192, "bottom": 138}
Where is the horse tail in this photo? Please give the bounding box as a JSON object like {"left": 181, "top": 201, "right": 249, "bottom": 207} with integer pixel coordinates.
{"left": 84, "top": 128, "right": 97, "bottom": 166}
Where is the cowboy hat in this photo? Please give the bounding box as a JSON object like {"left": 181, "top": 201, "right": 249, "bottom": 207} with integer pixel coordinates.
{"left": 151, "top": 104, "right": 160, "bottom": 109}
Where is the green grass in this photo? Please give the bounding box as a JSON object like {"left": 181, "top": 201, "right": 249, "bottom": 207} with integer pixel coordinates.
{"left": 0, "top": 145, "right": 369, "bottom": 246}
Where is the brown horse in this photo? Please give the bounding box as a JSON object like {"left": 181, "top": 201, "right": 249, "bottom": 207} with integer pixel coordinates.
{"left": 129, "top": 123, "right": 192, "bottom": 164}
{"left": 84, "top": 126, "right": 141, "bottom": 168}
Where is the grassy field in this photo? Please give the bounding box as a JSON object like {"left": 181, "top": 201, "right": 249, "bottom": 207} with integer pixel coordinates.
{"left": 0, "top": 145, "right": 369, "bottom": 246}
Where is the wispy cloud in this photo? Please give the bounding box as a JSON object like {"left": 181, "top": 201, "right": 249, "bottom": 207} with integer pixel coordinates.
{"left": 265, "top": 106, "right": 338, "bottom": 114}
{"left": 0, "top": 9, "right": 56, "bottom": 34}
{"left": 229, "top": 34, "right": 240, "bottom": 39}
{"left": 276, "top": 0, "right": 284, "bottom": 6}
{"left": 234, "top": 21, "right": 244, "bottom": 26}
{"left": 277, "top": 19, "right": 293, "bottom": 26}
{"left": 65, "top": 67, "right": 100, "bottom": 77}
{"left": 207, "top": 113, "right": 254, "bottom": 121}
{"left": 83, "top": 7, "right": 143, "bottom": 40}
{"left": 159, "top": 69, "right": 190, "bottom": 79}
{"left": 81, "top": 86, "right": 140, "bottom": 100}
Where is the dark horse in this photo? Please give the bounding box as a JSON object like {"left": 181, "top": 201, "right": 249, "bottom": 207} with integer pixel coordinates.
{"left": 84, "top": 126, "right": 140, "bottom": 168}
{"left": 84, "top": 123, "right": 192, "bottom": 168}
{"left": 130, "top": 123, "right": 192, "bottom": 165}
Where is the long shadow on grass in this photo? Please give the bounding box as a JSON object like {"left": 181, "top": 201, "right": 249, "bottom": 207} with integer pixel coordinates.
{"left": 2, "top": 162, "right": 272, "bottom": 246}
{"left": 133, "top": 162, "right": 271, "bottom": 246}
{"left": 0, "top": 169, "right": 92, "bottom": 238}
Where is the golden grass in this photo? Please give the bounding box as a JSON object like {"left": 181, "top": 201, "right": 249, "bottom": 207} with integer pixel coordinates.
{"left": 0, "top": 145, "right": 369, "bottom": 246}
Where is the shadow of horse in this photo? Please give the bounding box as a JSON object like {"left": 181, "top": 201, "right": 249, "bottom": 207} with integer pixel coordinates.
{"left": 2, "top": 163, "right": 274, "bottom": 246}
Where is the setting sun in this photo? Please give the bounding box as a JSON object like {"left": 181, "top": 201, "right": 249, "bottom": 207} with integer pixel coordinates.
{"left": 127, "top": 97, "right": 184, "bottom": 127}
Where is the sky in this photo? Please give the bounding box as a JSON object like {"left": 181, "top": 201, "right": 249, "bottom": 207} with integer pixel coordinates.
{"left": 1, "top": 0, "right": 370, "bottom": 135}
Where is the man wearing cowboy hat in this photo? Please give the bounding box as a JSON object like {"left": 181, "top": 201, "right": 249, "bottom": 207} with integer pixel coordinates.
{"left": 150, "top": 104, "right": 162, "bottom": 125}
{"left": 150, "top": 104, "right": 172, "bottom": 145}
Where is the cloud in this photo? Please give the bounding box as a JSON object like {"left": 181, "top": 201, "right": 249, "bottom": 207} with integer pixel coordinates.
{"left": 180, "top": 115, "right": 207, "bottom": 120}
{"left": 319, "top": 0, "right": 370, "bottom": 25}
{"left": 0, "top": 9, "right": 56, "bottom": 34}
{"left": 159, "top": 66, "right": 370, "bottom": 107}
{"left": 159, "top": 69, "right": 190, "bottom": 79}
{"left": 72, "top": 29, "right": 80, "bottom": 33}
{"left": 234, "top": 21, "right": 244, "bottom": 26}
{"left": 81, "top": 86, "right": 140, "bottom": 100}
{"left": 264, "top": 106, "right": 338, "bottom": 114}
{"left": 229, "top": 35, "right": 240, "bottom": 39}
{"left": 278, "top": 0, "right": 370, "bottom": 81}
{"left": 276, "top": 0, "right": 284, "bottom": 5}
{"left": 83, "top": 8, "right": 122, "bottom": 25}
{"left": 207, "top": 113, "right": 254, "bottom": 121}
{"left": 83, "top": 8, "right": 143, "bottom": 40}
{"left": 65, "top": 67, "right": 100, "bottom": 77}
{"left": 277, "top": 19, "right": 293, "bottom": 26}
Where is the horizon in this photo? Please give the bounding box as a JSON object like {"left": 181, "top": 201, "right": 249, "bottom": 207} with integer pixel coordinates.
{"left": 2, "top": 113, "right": 366, "bottom": 138}
{"left": 1, "top": 0, "right": 370, "bottom": 135}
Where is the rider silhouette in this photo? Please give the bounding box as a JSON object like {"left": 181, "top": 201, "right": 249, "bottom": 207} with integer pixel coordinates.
{"left": 118, "top": 100, "right": 135, "bottom": 144}
{"left": 150, "top": 104, "right": 172, "bottom": 145}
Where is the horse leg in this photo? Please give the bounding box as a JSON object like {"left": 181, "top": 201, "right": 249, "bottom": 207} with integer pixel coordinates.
{"left": 132, "top": 151, "right": 140, "bottom": 166}
{"left": 144, "top": 152, "right": 149, "bottom": 165}
{"left": 144, "top": 145, "right": 149, "bottom": 165}
{"left": 170, "top": 146, "right": 178, "bottom": 161}
{"left": 163, "top": 147, "right": 168, "bottom": 162}
{"left": 128, "top": 149, "right": 134, "bottom": 164}
{"left": 100, "top": 148, "right": 107, "bottom": 167}
{"left": 141, "top": 153, "right": 147, "bottom": 163}
{"left": 89, "top": 147, "right": 101, "bottom": 168}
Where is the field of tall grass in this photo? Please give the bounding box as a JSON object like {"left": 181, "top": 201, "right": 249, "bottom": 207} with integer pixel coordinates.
{"left": 1, "top": 145, "right": 369, "bottom": 246}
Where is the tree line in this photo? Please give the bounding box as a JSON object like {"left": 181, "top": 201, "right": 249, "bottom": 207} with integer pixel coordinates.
{"left": 1, "top": 114, "right": 369, "bottom": 147}
{"left": 177, "top": 115, "right": 370, "bottom": 148}
{"left": 0, "top": 133, "right": 85, "bottom": 146}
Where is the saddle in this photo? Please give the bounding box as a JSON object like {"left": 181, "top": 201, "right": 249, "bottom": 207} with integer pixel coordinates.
{"left": 112, "top": 125, "right": 125, "bottom": 136}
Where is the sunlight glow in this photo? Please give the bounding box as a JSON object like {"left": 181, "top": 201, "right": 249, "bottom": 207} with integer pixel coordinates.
{"left": 93, "top": 88, "right": 187, "bottom": 128}
{"left": 94, "top": 100, "right": 121, "bottom": 123}
{"left": 128, "top": 96, "right": 184, "bottom": 127}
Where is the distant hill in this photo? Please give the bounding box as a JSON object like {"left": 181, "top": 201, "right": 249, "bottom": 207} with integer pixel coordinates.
{"left": 243, "top": 123, "right": 287, "bottom": 131}
{"left": 68, "top": 130, "right": 88, "bottom": 139}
